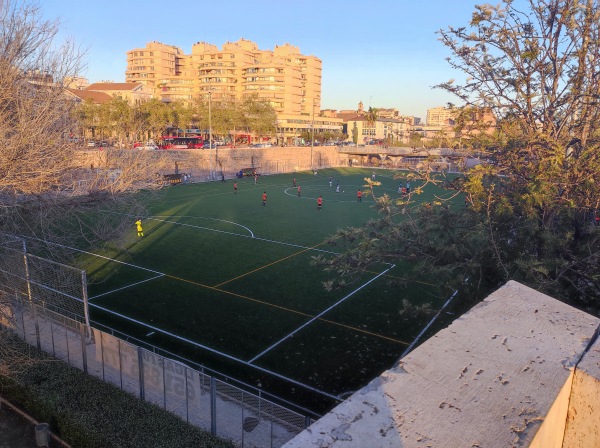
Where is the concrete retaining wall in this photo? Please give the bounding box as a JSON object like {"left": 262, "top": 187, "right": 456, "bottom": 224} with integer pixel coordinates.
{"left": 77, "top": 146, "right": 344, "bottom": 181}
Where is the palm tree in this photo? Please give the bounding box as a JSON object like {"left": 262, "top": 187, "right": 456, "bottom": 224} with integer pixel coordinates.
{"left": 366, "top": 107, "right": 379, "bottom": 124}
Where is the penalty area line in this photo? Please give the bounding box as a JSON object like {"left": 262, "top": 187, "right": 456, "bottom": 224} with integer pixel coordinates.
{"left": 89, "top": 274, "right": 165, "bottom": 301}
{"left": 247, "top": 264, "right": 395, "bottom": 364}
{"left": 87, "top": 301, "right": 340, "bottom": 401}
{"left": 21, "top": 237, "right": 163, "bottom": 275}
{"left": 148, "top": 216, "right": 255, "bottom": 238}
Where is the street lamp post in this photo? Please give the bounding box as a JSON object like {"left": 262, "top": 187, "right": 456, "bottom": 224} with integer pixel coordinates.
{"left": 208, "top": 90, "right": 213, "bottom": 152}
{"left": 311, "top": 98, "right": 318, "bottom": 169}
{"left": 208, "top": 89, "right": 219, "bottom": 179}
{"left": 311, "top": 118, "right": 314, "bottom": 169}
{"left": 208, "top": 91, "right": 212, "bottom": 149}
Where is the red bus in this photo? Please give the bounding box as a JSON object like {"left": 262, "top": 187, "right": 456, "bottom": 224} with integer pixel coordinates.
{"left": 159, "top": 136, "right": 204, "bottom": 149}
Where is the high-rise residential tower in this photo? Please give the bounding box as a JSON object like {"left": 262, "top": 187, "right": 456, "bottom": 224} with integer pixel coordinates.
{"left": 126, "top": 39, "right": 322, "bottom": 116}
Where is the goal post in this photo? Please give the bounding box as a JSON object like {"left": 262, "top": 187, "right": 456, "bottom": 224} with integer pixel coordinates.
{"left": 0, "top": 233, "right": 90, "bottom": 334}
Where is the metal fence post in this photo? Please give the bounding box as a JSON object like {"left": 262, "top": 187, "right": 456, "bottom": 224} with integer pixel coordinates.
{"left": 100, "top": 331, "right": 105, "bottom": 381}
{"left": 184, "top": 369, "right": 189, "bottom": 423}
{"left": 271, "top": 414, "right": 274, "bottom": 448}
{"left": 65, "top": 325, "right": 70, "bottom": 365}
{"left": 80, "top": 323, "right": 88, "bottom": 374}
{"left": 241, "top": 390, "right": 245, "bottom": 448}
{"left": 138, "top": 347, "right": 145, "bottom": 401}
{"left": 162, "top": 356, "right": 166, "bottom": 409}
{"left": 210, "top": 377, "right": 217, "bottom": 436}
{"left": 50, "top": 320, "right": 56, "bottom": 356}
{"left": 21, "top": 241, "right": 40, "bottom": 350}
{"left": 118, "top": 339, "right": 123, "bottom": 390}
{"left": 18, "top": 293, "right": 25, "bottom": 339}
{"left": 81, "top": 270, "right": 91, "bottom": 340}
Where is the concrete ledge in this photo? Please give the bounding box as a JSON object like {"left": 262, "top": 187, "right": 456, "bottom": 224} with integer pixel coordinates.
{"left": 562, "top": 336, "right": 600, "bottom": 447}
{"left": 284, "top": 281, "right": 599, "bottom": 447}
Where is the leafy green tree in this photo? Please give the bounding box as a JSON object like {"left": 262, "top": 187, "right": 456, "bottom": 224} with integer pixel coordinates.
{"left": 365, "top": 107, "right": 379, "bottom": 124}
{"left": 72, "top": 98, "right": 100, "bottom": 139}
{"left": 408, "top": 131, "right": 422, "bottom": 148}
{"left": 140, "top": 98, "right": 172, "bottom": 140}
{"left": 240, "top": 94, "right": 277, "bottom": 140}
{"left": 320, "top": 0, "right": 600, "bottom": 313}
{"left": 103, "top": 96, "right": 132, "bottom": 145}
{"left": 351, "top": 122, "right": 359, "bottom": 144}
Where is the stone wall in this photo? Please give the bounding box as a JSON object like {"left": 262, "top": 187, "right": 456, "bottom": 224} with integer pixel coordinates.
{"left": 77, "top": 146, "right": 344, "bottom": 181}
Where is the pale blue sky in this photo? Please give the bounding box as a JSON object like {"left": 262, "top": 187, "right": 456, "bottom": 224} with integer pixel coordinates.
{"left": 41, "top": 0, "right": 480, "bottom": 119}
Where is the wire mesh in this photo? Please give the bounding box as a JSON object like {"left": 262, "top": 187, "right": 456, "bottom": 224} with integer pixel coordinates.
{"left": 0, "top": 244, "right": 27, "bottom": 298}
{"left": 0, "top": 234, "right": 87, "bottom": 324}
{"left": 0, "top": 236, "right": 313, "bottom": 447}
{"left": 26, "top": 254, "right": 86, "bottom": 323}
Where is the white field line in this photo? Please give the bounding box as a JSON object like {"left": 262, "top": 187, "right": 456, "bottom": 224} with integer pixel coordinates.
{"left": 88, "top": 301, "right": 340, "bottom": 401}
{"left": 248, "top": 265, "right": 395, "bottom": 364}
{"left": 23, "top": 237, "right": 166, "bottom": 301}
{"left": 148, "top": 215, "right": 254, "bottom": 238}
{"left": 23, "top": 237, "right": 164, "bottom": 275}
{"left": 154, "top": 214, "right": 255, "bottom": 237}
{"left": 108, "top": 211, "right": 341, "bottom": 256}
{"left": 398, "top": 288, "right": 459, "bottom": 360}
{"left": 88, "top": 274, "right": 165, "bottom": 300}
{"left": 0, "top": 266, "right": 84, "bottom": 303}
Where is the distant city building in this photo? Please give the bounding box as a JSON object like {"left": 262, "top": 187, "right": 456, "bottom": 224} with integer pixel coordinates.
{"left": 376, "top": 108, "right": 399, "bottom": 119}
{"left": 456, "top": 107, "right": 497, "bottom": 137}
{"left": 343, "top": 115, "right": 411, "bottom": 144}
{"left": 65, "top": 88, "right": 112, "bottom": 105}
{"left": 320, "top": 109, "right": 339, "bottom": 118}
{"left": 86, "top": 82, "right": 153, "bottom": 105}
{"left": 277, "top": 113, "right": 343, "bottom": 144}
{"left": 426, "top": 106, "right": 458, "bottom": 126}
{"left": 400, "top": 115, "right": 420, "bottom": 126}
{"left": 66, "top": 82, "right": 152, "bottom": 106}
{"left": 319, "top": 102, "right": 418, "bottom": 144}
{"left": 411, "top": 124, "right": 456, "bottom": 142}
{"left": 64, "top": 76, "right": 90, "bottom": 90}
{"left": 125, "top": 39, "right": 322, "bottom": 116}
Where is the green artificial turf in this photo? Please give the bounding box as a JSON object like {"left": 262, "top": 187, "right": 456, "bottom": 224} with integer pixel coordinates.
{"left": 80, "top": 167, "right": 462, "bottom": 413}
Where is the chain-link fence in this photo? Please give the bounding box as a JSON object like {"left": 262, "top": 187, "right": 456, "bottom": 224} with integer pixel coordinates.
{"left": 0, "top": 238, "right": 314, "bottom": 447}
{"left": 0, "top": 233, "right": 90, "bottom": 341}
{"left": 6, "top": 298, "right": 311, "bottom": 447}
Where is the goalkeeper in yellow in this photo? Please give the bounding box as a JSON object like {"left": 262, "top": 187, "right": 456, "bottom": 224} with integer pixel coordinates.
{"left": 135, "top": 218, "right": 144, "bottom": 237}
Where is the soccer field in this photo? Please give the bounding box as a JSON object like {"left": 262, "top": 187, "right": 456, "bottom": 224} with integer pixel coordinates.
{"left": 78, "top": 167, "right": 461, "bottom": 412}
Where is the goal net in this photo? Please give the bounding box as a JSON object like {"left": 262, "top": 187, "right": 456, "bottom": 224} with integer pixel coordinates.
{"left": 0, "top": 233, "right": 90, "bottom": 328}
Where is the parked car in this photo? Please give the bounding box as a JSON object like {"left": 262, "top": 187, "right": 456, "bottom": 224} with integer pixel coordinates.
{"left": 86, "top": 140, "right": 96, "bottom": 147}
{"left": 138, "top": 143, "right": 158, "bottom": 150}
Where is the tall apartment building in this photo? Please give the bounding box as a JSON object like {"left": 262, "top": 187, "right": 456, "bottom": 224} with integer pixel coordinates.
{"left": 125, "top": 39, "right": 322, "bottom": 116}
{"left": 426, "top": 106, "right": 457, "bottom": 126}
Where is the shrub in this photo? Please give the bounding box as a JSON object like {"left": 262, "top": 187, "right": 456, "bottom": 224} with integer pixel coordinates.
{"left": 0, "top": 335, "right": 235, "bottom": 448}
